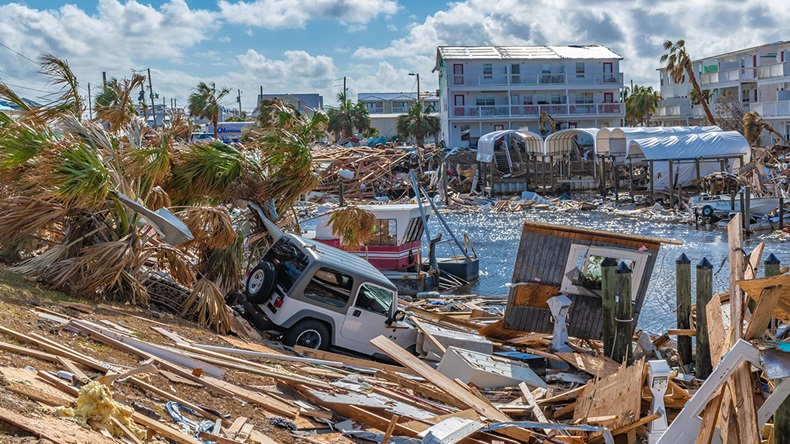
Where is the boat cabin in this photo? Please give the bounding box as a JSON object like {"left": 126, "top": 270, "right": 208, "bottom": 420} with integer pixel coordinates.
{"left": 312, "top": 204, "right": 426, "bottom": 271}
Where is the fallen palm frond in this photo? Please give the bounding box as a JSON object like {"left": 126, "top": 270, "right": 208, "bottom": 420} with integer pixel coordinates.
{"left": 0, "top": 196, "right": 68, "bottom": 246}
{"left": 10, "top": 244, "right": 70, "bottom": 276}
{"left": 167, "top": 141, "right": 245, "bottom": 203}
{"left": 329, "top": 206, "right": 377, "bottom": 249}
{"left": 144, "top": 186, "right": 171, "bottom": 210}
{"left": 150, "top": 242, "right": 195, "bottom": 288}
{"left": 176, "top": 206, "right": 236, "bottom": 250}
{"left": 93, "top": 74, "right": 146, "bottom": 132}
{"left": 180, "top": 277, "right": 232, "bottom": 333}
{"left": 0, "top": 121, "right": 56, "bottom": 170}
{"left": 201, "top": 230, "right": 244, "bottom": 295}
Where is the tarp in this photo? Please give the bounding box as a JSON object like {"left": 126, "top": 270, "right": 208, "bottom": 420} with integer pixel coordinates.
{"left": 476, "top": 129, "right": 543, "bottom": 163}
{"left": 629, "top": 131, "right": 751, "bottom": 190}
{"left": 596, "top": 126, "right": 722, "bottom": 159}
{"left": 544, "top": 128, "right": 600, "bottom": 157}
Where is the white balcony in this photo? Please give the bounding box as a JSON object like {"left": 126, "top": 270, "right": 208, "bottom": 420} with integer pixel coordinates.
{"left": 758, "top": 62, "right": 790, "bottom": 80}
{"left": 451, "top": 103, "right": 623, "bottom": 119}
{"left": 391, "top": 106, "right": 409, "bottom": 113}
{"left": 366, "top": 107, "right": 384, "bottom": 113}
{"left": 656, "top": 104, "right": 693, "bottom": 117}
{"left": 699, "top": 68, "right": 757, "bottom": 86}
{"left": 749, "top": 101, "right": 790, "bottom": 118}
{"left": 450, "top": 72, "right": 623, "bottom": 87}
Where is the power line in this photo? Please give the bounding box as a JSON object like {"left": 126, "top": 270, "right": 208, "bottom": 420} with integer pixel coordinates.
{"left": 0, "top": 42, "right": 39, "bottom": 66}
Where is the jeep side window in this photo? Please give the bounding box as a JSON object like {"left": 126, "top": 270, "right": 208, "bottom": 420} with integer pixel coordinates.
{"left": 355, "top": 284, "right": 394, "bottom": 317}
{"left": 303, "top": 268, "right": 353, "bottom": 308}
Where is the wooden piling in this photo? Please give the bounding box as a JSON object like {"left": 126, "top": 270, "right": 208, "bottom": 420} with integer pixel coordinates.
{"left": 649, "top": 160, "right": 655, "bottom": 203}
{"left": 695, "top": 257, "right": 713, "bottom": 379}
{"left": 613, "top": 261, "right": 633, "bottom": 364}
{"left": 668, "top": 160, "right": 674, "bottom": 208}
{"left": 613, "top": 159, "right": 619, "bottom": 203}
{"left": 780, "top": 196, "right": 785, "bottom": 230}
{"left": 676, "top": 253, "right": 692, "bottom": 368}
{"left": 744, "top": 186, "right": 751, "bottom": 234}
{"left": 601, "top": 257, "right": 618, "bottom": 359}
{"left": 541, "top": 156, "right": 547, "bottom": 194}
{"left": 766, "top": 253, "right": 781, "bottom": 278}
{"left": 628, "top": 159, "right": 634, "bottom": 199}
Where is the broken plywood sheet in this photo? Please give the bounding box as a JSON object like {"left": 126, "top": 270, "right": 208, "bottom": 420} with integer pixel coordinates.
{"left": 437, "top": 346, "right": 546, "bottom": 389}
{"left": 0, "top": 405, "right": 117, "bottom": 444}
{"left": 555, "top": 352, "right": 621, "bottom": 378}
{"left": 573, "top": 359, "right": 645, "bottom": 430}
{"left": 416, "top": 320, "right": 493, "bottom": 361}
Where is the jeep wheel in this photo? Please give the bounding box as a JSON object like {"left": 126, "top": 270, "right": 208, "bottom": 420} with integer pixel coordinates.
{"left": 283, "top": 320, "right": 330, "bottom": 350}
{"left": 246, "top": 261, "right": 276, "bottom": 304}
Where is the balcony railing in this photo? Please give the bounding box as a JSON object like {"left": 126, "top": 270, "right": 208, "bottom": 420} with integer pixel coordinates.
{"left": 699, "top": 67, "right": 760, "bottom": 85}
{"left": 656, "top": 104, "right": 693, "bottom": 117}
{"left": 758, "top": 62, "right": 790, "bottom": 80}
{"left": 452, "top": 103, "right": 623, "bottom": 118}
{"left": 451, "top": 72, "right": 623, "bottom": 87}
{"left": 391, "top": 106, "right": 409, "bottom": 113}
{"left": 749, "top": 101, "right": 790, "bottom": 118}
{"left": 367, "top": 107, "right": 384, "bottom": 113}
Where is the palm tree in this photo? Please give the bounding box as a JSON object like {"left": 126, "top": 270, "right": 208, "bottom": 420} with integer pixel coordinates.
{"left": 625, "top": 85, "right": 663, "bottom": 126}
{"left": 660, "top": 40, "right": 716, "bottom": 125}
{"left": 396, "top": 102, "right": 441, "bottom": 147}
{"left": 187, "top": 82, "right": 231, "bottom": 139}
{"left": 743, "top": 111, "right": 789, "bottom": 147}
{"left": 93, "top": 74, "right": 146, "bottom": 132}
{"left": 326, "top": 92, "right": 370, "bottom": 140}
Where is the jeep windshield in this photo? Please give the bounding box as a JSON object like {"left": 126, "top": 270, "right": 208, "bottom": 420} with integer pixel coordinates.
{"left": 264, "top": 237, "right": 308, "bottom": 293}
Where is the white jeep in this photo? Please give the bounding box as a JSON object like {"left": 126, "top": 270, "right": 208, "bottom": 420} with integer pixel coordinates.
{"left": 237, "top": 232, "right": 417, "bottom": 358}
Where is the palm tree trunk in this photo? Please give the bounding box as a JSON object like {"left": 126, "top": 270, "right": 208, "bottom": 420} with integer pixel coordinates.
{"left": 213, "top": 117, "right": 219, "bottom": 139}
{"left": 686, "top": 66, "right": 717, "bottom": 125}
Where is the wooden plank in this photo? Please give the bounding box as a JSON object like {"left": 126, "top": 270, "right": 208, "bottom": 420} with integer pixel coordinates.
{"left": 110, "top": 417, "right": 144, "bottom": 444}
{"left": 133, "top": 412, "right": 202, "bottom": 444}
{"left": 0, "top": 405, "right": 117, "bottom": 444}
{"left": 381, "top": 414, "right": 400, "bottom": 444}
{"left": 555, "top": 352, "right": 620, "bottom": 378}
{"left": 706, "top": 294, "right": 727, "bottom": 366}
{"left": 573, "top": 359, "right": 645, "bottom": 430}
{"left": 521, "top": 220, "right": 682, "bottom": 245}
{"left": 744, "top": 242, "right": 765, "bottom": 280}
{"left": 56, "top": 357, "right": 90, "bottom": 383}
{"left": 225, "top": 417, "right": 247, "bottom": 439}
{"left": 587, "top": 412, "right": 661, "bottom": 444}
{"left": 369, "top": 335, "right": 512, "bottom": 422}
{"left": 295, "top": 346, "right": 417, "bottom": 376}
{"left": 197, "top": 431, "right": 245, "bottom": 444}
{"left": 745, "top": 285, "right": 783, "bottom": 340}
{"left": 127, "top": 377, "right": 231, "bottom": 426}
{"left": 375, "top": 370, "right": 469, "bottom": 410}
{"left": 0, "top": 340, "right": 60, "bottom": 363}
{"left": 695, "top": 389, "right": 724, "bottom": 444}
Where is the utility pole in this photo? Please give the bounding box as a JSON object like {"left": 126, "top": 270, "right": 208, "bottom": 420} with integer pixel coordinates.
{"left": 237, "top": 89, "right": 242, "bottom": 118}
{"left": 87, "top": 83, "right": 92, "bottom": 120}
{"left": 102, "top": 72, "right": 107, "bottom": 90}
{"left": 416, "top": 73, "right": 421, "bottom": 108}
{"left": 343, "top": 76, "right": 347, "bottom": 99}
{"left": 147, "top": 68, "right": 157, "bottom": 129}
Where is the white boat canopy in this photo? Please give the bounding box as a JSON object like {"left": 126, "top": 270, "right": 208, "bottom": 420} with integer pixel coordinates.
{"left": 629, "top": 131, "right": 751, "bottom": 190}
{"left": 596, "top": 126, "right": 722, "bottom": 160}
{"left": 543, "top": 128, "right": 600, "bottom": 158}
{"left": 476, "top": 130, "right": 543, "bottom": 163}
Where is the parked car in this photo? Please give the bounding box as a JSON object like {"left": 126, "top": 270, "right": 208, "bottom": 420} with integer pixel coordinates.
{"left": 235, "top": 227, "right": 417, "bottom": 359}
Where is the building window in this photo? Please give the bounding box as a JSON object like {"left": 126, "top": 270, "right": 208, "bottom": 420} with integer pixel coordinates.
{"left": 536, "top": 93, "right": 548, "bottom": 104}
{"left": 560, "top": 244, "right": 649, "bottom": 299}
{"left": 475, "top": 94, "right": 495, "bottom": 106}
{"left": 483, "top": 63, "right": 493, "bottom": 80}
{"left": 523, "top": 94, "right": 533, "bottom": 104}
{"left": 542, "top": 63, "right": 551, "bottom": 74}
{"left": 575, "top": 92, "right": 593, "bottom": 104}
{"left": 576, "top": 62, "right": 585, "bottom": 78}
{"left": 494, "top": 124, "right": 504, "bottom": 131}
{"left": 550, "top": 93, "right": 563, "bottom": 104}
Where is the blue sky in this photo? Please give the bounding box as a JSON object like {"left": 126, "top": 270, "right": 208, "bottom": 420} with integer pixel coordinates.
{"left": 0, "top": 0, "right": 787, "bottom": 111}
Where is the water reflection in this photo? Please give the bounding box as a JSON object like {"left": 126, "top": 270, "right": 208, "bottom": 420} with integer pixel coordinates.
{"left": 430, "top": 210, "right": 789, "bottom": 333}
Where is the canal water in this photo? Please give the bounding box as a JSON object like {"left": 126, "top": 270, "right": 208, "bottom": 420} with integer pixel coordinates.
{"left": 428, "top": 210, "right": 790, "bottom": 333}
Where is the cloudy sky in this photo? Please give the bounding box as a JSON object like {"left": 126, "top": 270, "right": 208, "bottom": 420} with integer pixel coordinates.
{"left": 0, "top": 0, "right": 786, "bottom": 111}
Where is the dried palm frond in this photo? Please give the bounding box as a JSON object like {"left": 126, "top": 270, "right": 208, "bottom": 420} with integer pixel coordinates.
{"left": 0, "top": 196, "right": 69, "bottom": 245}
{"left": 145, "top": 186, "right": 171, "bottom": 210}
{"left": 328, "top": 206, "right": 377, "bottom": 248}
{"left": 200, "top": 230, "right": 244, "bottom": 295}
{"left": 42, "top": 239, "right": 140, "bottom": 300}
{"left": 163, "top": 112, "right": 194, "bottom": 141}
{"left": 167, "top": 142, "right": 245, "bottom": 203}
{"left": 150, "top": 242, "right": 195, "bottom": 288}
{"left": 93, "top": 74, "right": 146, "bottom": 132}
{"left": 33, "top": 54, "right": 84, "bottom": 123}
{"left": 176, "top": 206, "right": 236, "bottom": 250}
{"left": 180, "top": 277, "right": 232, "bottom": 333}
{"left": 11, "top": 244, "right": 70, "bottom": 276}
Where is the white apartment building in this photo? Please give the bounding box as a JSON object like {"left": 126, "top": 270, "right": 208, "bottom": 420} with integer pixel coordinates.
{"left": 357, "top": 92, "right": 439, "bottom": 141}
{"left": 655, "top": 40, "right": 790, "bottom": 142}
{"left": 433, "top": 46, "right": 625, "bottom": 148}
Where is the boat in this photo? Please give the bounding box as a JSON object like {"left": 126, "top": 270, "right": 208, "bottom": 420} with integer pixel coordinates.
{"left": 306, "top": 203, "right": 479, "bottom": 296}
{"left": 690, "top": 192, "right": 781, "bottom": 217}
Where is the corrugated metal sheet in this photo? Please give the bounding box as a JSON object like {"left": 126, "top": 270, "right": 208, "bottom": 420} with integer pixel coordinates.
{"left": 437, "top": 45, "right": 622, "bottom": 61}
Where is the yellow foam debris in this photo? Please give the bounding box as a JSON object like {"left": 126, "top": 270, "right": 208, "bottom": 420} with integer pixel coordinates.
{"left": 57, "top": 380, "right": 145, "bottom": 440}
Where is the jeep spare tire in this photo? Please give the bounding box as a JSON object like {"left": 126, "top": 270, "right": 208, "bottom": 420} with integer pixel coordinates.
{"left": 245, "top": 261, "right": 276, "bottom": 304}
{"left": 283, "top": 320, "right": 330, "bottom": 350}
{"left": 701, "top": 205, "right": 715, "bottom": 217}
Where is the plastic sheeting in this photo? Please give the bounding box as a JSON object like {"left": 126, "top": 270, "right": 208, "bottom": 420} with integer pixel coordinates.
{"left": 629, "top": 131, "right": 751, "bottom": 190}
{"left": 476, "top": 129, "right": 543, "bottom": 163}
{"left": 596, "top": 126, "right": 722, "bottom": 159}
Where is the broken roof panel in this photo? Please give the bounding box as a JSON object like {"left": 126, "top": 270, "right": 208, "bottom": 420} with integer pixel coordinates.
{"left": 437, "top": 45, "right": 622, "bottom": 61}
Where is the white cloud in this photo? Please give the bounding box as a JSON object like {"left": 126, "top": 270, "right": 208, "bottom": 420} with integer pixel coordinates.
{"left": 352, "top": 0, "right": 790, "bottom": 88}
{"left": 237, "top": 49, "right": 337, "bottom": 89}
{"left": 218, "top": 0, "right": 399, "bottom": 28}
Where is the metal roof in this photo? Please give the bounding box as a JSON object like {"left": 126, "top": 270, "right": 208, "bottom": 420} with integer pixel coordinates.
{"left": 437, "top": 45, "right": 622, "bottom": 61}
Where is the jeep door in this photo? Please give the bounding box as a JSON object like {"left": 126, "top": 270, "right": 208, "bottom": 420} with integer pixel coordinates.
{"left": 339, "top": 283, "right": 413, "bottom": 354}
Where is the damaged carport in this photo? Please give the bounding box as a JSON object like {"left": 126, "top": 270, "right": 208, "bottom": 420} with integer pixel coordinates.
{"left": 476, "top": 129, "right": 543, "bottom": 194}
{"left": 543, "top": 128, "right": 600, "bottom": 191}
